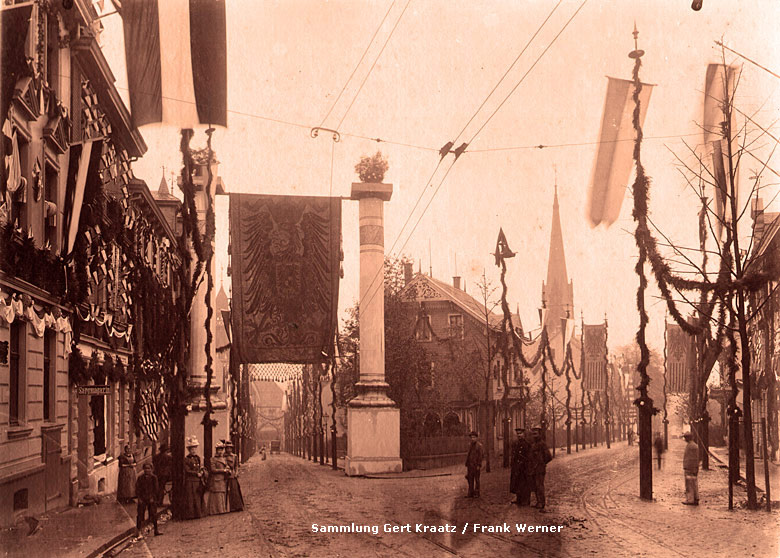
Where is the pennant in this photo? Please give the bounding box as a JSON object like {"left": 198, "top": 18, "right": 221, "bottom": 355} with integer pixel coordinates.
{"left": 121, "top": 0, "right": 227, "bottom": 127}
{"left": 582, "top": 323, "right": 607, "bottom": 391}
{"left": 588, "top": 77, "right": 654, "bottom": 227}
{"left": 494, "top": 227, "right": 515, "bottom": 266}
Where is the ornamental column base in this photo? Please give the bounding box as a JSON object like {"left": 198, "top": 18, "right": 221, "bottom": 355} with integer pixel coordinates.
{"left": 345, "top": 404, "right": 402, "bottom": 476}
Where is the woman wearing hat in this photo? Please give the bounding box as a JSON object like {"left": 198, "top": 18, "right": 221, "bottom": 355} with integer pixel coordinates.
{"left": 205, "top": 443, "right": 228, "bottom": 515}
{"left": 223, "top": 440, "right": 244, "bottom": 512}
{"left": 182, "top": 436, "right": 203, "bottom": 519}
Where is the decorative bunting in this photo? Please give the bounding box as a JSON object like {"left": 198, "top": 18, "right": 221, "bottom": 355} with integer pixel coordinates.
{"left": 582, "top": 323, "right": 608, "bottom": 391}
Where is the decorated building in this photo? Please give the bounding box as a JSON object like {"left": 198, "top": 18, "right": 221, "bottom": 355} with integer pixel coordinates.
{"left": 0, "top": 0, "right": 148, "bottom": 525}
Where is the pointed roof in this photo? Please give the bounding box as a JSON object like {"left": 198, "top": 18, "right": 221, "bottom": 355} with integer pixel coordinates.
{"left": 216, "top": 284, "right": 229, "bottom": 311}
{"left": 542, "top": 184, "right": 574, "bottom": 333}
{"left": 153, "top": 174, "right": 178, "bottom": 202}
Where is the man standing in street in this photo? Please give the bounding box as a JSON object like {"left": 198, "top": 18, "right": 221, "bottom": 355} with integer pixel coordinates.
{"left": 529, "top": 427, "right": 553, "bottom": 511}
{"left": 682, "top": 431, "right": 700, "bottom": 505}
{"left": 510, "top": 427, "right": 532, "bottom": 505}
{"left": 465, "top": 431, "right": 484, "bottom": 498}
{"left": 136, "top": 463, "right": 161, "bottom": 536}
{"left": 653, "top": 433, "right": 665, "bottom": 470}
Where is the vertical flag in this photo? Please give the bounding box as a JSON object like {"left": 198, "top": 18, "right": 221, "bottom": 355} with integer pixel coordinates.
{"left": 582, "top": 323, "right": 607, "bottom": 391}
{"left": 704, "top": 64, "right": 738, "bottom": 235}
{"left": 122, "top": 0, "right": 227, "bottom": 127}
{"left": 588, "top": 77, "right": 654, "bottom": 227}
{"left": 665, "top": 322, "right": 693, "bottom": 393}
{"left": 63, "top": 140, "right": 102, "bottom": 254}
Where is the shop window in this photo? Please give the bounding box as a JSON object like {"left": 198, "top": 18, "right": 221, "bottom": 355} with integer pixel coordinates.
{"left": 91, "top": 394, "right": 106, "bottom": 457}
{"left": 43, "top": 330, "right": 55, "bottom": 421}
{"left": 13, "top": 489, "right": 28, "bottom": 511}
{"left": 9, "top": 321, "right": 25, "bottom": 425}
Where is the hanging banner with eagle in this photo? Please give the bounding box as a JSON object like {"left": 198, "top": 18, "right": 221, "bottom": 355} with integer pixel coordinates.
{"left": 665, "top": 322, "right": 693, "bottom": 394}
{"left": 582, "top": 323, "right": 608, "bottom": 391}
{"left": 229, "top": 194, "right": 341, "bottom": 364}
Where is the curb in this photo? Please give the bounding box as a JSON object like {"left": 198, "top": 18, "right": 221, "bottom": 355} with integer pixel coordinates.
{"left": 85, "top": 526, "right": 138, "bottom": 558}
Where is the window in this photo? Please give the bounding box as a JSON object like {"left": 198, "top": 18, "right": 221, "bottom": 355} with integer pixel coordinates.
{"left": 45, "top": 13, "right": 59, "bottom": 91}
{"left": 415, "top": 315, "right": 432, "bottom": 342}
{"left": 43, "top": 330, "right": 55, "bottom": 421}
{"left": 448, "top": 314, "right": 464, "bottom": 339}
{"left": 10, "top": 137, "right": 29, "bottom": 229}
{"left": 9, "top": 321, "right": 25, "bottom": 425}
{"left": 44, "top": 163, "right": 58, "bottom": 251}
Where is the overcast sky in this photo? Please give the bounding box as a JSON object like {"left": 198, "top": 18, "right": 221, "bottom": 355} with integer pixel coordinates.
{"left": 98, "top": 0, "right": 780, "bottom": 352}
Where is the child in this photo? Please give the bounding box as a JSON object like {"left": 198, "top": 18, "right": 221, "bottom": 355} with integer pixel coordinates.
{"left": 136, "top": 463, "right": 161, "bottom": 536}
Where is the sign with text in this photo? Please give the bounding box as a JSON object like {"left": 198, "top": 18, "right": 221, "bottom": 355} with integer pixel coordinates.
{"left": 77, "top": 385, "right": 111, "bottom": 395}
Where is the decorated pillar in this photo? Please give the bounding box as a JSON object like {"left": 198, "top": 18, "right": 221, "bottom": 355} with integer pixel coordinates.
{"left": 345, "top": 182, "right": 402, "bottom": 475}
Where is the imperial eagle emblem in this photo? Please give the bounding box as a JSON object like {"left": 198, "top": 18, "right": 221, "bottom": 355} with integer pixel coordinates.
{"left": 229, "top": 194, "right": 341, "bottom": 363}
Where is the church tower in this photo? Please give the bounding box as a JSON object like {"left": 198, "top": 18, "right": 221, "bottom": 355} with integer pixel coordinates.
{"left": 541, "top": 184, "right": 574, "bottom": 336}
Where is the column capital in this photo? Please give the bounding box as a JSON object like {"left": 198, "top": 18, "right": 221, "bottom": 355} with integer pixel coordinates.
{"left": 351, "top": 182, "right": 393, "bottom": 201}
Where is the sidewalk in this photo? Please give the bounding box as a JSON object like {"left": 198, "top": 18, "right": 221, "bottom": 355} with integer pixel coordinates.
{"left": 1, "top": 497, "right": 137, "bottom": 558}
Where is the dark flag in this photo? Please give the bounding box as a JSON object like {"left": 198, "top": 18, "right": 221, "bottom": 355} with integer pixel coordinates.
{"left": 121, "top": 0, "right": 227, "bottom": 127}
{"left": 665, "top": 322, "right": 693, "bottom": 393}
{"left": 582, "top": 323, "right": 607, "bottom": 391}
{"left": 494, "top": 227, "right": 515, "bottom": 266}
{"left": 229, "top": 194, "right": 341, "bottom": 364}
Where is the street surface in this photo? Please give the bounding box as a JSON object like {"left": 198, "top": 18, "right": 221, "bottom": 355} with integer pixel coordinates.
{"left": 120, "top": 441, "right": 779, "bottom": 558}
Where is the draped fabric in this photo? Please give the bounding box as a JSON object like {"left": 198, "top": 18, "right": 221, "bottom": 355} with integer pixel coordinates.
{"left": 229, "top": 194, "right": 341, "bottom": 364}
{"left": 582, "top": 324, "right": 607, "bottom": 391}
{"left": 665, "top": 322, "right": 693, "bottom": 394}
{"left": 246, "top": 363, "right": 302, "bottom": 383}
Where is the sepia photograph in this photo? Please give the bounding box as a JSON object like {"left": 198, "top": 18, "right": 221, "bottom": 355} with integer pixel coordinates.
{"left": 1, "top": 0, "right": 779, "bottom": 556}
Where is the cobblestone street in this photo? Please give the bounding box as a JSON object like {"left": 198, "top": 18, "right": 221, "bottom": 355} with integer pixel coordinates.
{"left": 119, "top": 441, "right": 780, "bottom": 558}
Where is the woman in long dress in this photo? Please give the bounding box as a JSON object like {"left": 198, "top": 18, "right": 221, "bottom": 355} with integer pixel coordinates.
{"left": 117, "top": 445, "right": 136, "bottom": 503}
{"left": 182, "top": 437, "right": 203, "bottom": 519}
{"left": 223, "top": 441, "right": 244, "bottom": 512}
{"left": 205, "top": 444, "right": 228, "bottom": 515}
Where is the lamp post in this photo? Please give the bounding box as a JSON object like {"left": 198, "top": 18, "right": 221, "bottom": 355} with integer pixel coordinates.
{"left": 562, "top": 309, "right": 573, "bottom": 454}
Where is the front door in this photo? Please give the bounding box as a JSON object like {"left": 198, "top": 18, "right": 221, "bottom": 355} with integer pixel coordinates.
{"left": 42, "top": 425, "right": 62, "bottom": 506}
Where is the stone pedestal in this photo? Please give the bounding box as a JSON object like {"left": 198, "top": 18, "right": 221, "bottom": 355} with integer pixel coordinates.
{"left": 345, "top": 182, "right": 402, "bottom": 475}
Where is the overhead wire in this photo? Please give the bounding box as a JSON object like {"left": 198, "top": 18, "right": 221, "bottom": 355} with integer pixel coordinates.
{"left": 336, "top": 0, "right": 412, "bottom": 131}
{"left": 318, "top": 0, "right": 397, "bottom": 129}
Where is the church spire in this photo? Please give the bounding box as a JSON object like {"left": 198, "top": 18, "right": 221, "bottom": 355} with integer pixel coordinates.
{"left": 542, "top": 181, "right": 573, "bottom": 333}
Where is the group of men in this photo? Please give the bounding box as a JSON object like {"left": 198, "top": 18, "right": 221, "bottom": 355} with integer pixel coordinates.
{"left": 464, "top": 427, "right": 553, "bottom": 510}
{"left": 509, "top": 427, "right": 553, "bottom": 511}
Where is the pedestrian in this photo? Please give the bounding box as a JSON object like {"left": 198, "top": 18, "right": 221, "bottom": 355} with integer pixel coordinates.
{"left": 653, "top": 433, "right": 665, "bottom": 470}
{"left": 135, "top": 463, "right": 161, "bottom": 536}
{"left": 117, "top": 445, "right": 136, "bottom": 503}
{"left": 510, "top": 427, "right": 532, "bottom": 506}
{"left": 223, "top": 440, "right": 244, "bottom": 512}
{"left": 465, "top": 431, "right": 484, "bottom": 498}
{"left": 153, "top": 443, "right": 172, "bottom": 505}
{"left": 627, "top": 429, "right": 634, "bottom": 446}
{"left": 205, "top": 443, "right": 228, "bottom": 515}
{"left": 529, "top": 427, "right": 553, "bottom": 511}
{"left": 682, "top": 431, "right": 700, "bottom": 505}
{"left": 182, "top": 436, "right": 203, "bottom": 519}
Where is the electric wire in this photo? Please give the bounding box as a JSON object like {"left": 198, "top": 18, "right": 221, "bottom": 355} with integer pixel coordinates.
{"left": 336, "top": 0, "right": 412, "bottom": 131}
{"left": 318, "top": 0, "right": 397, "bottom": 128}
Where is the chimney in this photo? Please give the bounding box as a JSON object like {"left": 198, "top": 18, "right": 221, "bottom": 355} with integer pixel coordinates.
{"left": 403, "top": 262, "right": 413, "bottom": 286}
{"left": 453, "top": 276, "right": 461, "bottom": 290}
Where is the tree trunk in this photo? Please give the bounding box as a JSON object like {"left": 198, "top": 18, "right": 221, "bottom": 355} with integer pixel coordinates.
{"left": 738, "top": 293, "right": 758, "bottom": 509}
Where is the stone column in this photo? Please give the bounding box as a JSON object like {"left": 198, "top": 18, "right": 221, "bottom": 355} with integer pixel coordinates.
{"left": 345, "top": 182, "right": 402, "bottom": 475}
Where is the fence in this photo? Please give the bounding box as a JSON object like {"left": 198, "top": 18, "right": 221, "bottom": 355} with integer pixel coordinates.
{"left": 400, "top": 436, "right": 471, "bottom": 471}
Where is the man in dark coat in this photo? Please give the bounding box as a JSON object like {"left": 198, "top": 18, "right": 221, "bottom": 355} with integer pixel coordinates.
{"left": 153, "top": 444, "right": 172, "bottom": 505}
{"left": 653, "top": 433, "right": 665, "bottom": 470}
{"left": 465, "top": 431, "right": 484, "bottom": 498}
{"left": 136, "top": 463, "right": 161, "bottom": 536}
{"left": 682, "top": 431, "right": 700, "bottom": 505}
{"left": 510, "top": 427, "right": 532, "bottom": 505}
{"left": 528, "top": 427, "right": 553, "bottom": 511}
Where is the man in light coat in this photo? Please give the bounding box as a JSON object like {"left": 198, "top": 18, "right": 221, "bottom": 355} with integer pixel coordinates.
{"left": 682, "top": 431, "right": 700, "bottom": 505}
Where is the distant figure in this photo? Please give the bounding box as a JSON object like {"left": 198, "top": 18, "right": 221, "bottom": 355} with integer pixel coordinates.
{"left": 153, "top": 444, "right": 172, "bottom": 505}
{"left": 627, "top": 429, "right": 635, "bottom": 446}
{"left": 261, "top": 445, "right": 267, "bottom": 461}
{"left": 135, "top": 463, "right": 161, "bottom": 536}
{"left": 529, "top": 427, "right": 553, "bottom": 511}
{"left": 223, "top": 440, "right": 244, "bottom": 512}
{"left": 117, "top": 445, "right": 137, "bottom": 503}
{"left": 465, "top": 431, "right": 484, "bottom": 498}
{"left": 653, "top": 434, "right": 665, "bottom": 469}
{"left": 510, "top": 428, "right": 532, "bottom": 506}
{"left": 182, "top": 436, "right": 203, "bottom": 519}
{"left": 682, "top": 431, "right": 700, "bottom": 505}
